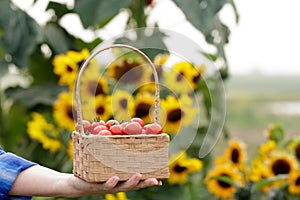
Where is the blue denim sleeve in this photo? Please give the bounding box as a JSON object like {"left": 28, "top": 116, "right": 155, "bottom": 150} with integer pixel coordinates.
{"left": 0, "top": 147, "right": 36, "bottom": 200}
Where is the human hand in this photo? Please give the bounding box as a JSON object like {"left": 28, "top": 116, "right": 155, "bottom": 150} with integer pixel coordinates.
{"left": 65, "top": 173, "right": 162, "bottom": 197}
{"left": 9, "top": 165, "right": 161, "bottom": 198}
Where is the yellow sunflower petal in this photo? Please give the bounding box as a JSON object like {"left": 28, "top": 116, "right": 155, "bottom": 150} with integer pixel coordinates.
{"left": 111, "top": 90, "right": 135, "bottom": 121}
{"left": 53, "top": 92, "right": 76, "bottom": 131}
{"left": 27, "top": 112, "right": 62, "bottom": 153}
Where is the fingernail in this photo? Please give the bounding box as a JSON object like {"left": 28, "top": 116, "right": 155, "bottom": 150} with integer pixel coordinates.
{"left": 152, "top": 179, "right": 158, "bottom": 185}
{"left": 112, "top": 176, "right": 119, "bottom": 183}
{"left": 135, "top": 173, "right": 142, "bottom": 180}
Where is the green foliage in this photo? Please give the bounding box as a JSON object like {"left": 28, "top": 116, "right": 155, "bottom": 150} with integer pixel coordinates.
{"left": 0, "top": 0, "right": 239, "bottom": 199}
{"left": 74, "top": 0, "right": 132, "bottom": 29}
{"left": 172, "top": 0, "right": 239, "bottom": 71}
{"left": 0, "top": 0, "right": 42, "bottom": 67}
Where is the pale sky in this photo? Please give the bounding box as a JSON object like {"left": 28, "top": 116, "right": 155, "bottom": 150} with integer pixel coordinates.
{"left": 224, "top": 0, "right": 300, "bottom": 75}
{"left": 13, "top": 0, "right": 300, "bottom": 75}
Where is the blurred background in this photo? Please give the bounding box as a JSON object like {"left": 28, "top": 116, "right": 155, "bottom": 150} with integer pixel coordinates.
{"left": 1, "top": 0, "right": 300, "bottom": 199}
{"left": 12, "top": 0, "right": 300, "bottom": 153}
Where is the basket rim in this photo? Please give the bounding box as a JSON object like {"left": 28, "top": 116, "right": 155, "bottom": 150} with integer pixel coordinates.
{"left": 72, "top": 131, "right": 169, "bottom": 139}
{"left": 74, "top": 44, "right": 161, "bottom": 135}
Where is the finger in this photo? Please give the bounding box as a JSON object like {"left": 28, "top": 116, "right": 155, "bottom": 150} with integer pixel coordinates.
{"left": 136, "top": 178, "right": 161, "bottom": 189}
{"left": 102, "top": 176, "right": 119, "bottom": 190}
{"left": 158, "top": 180, "right": 163, "bottom": 186}
{"left": 117, "top": 173, "right": 142, "bottom": 191}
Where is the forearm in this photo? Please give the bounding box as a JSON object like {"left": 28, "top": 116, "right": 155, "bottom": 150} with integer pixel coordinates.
{"left": 9, "top": 165, "right": 78, "bottom": 197}
{"left": 8, "top": 164, "right": 161, "bottom": 198}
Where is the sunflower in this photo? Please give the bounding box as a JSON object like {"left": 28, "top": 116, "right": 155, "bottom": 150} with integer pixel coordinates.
{"left": 80, "top": 72, "right": 109, "bottom": 98}
{"left": 136, "top": 54, "right": 168, "bottom": 93}
{"left": 205, "top": 164, "right": 243, "bottom": 199}
{"left": 53, "top": 54, "right": 78, "bottom": 87}
{"left": 258, "top": 140, "right": 276, "bottom": 158}
{"left": 67, "top": 140, "right": 74, "bottom": 161}
{"left": 256, "top": 152, "right": 298, "bottom": 192}
{"left": 27, "top": 112, "right": 62, "bottom": 153}
{"left": 111, "top": 90, "right": 135, "bottom": 122}
{"left": 107, "top": 57, "right": 149, "bottom": 84}
{"left": 267, "top": 152, "right": 298, "bottom": 177}
{"left": 164, "top": 61, "right": 200, "bottom": 94}
{"left": 80, "top": 63, "right": 109, "bottom": 97}
{"left": 105, "top": 192, "right": 127, "bottom": 200}
{"left": 153, "top": 53, "right": 169, "bottom": 66}
{"left": 66, "top": 48, "right": 90, "bottom": 66}
{"left": 53, "top": 91, "right": 76, "bottom": 131}
{"left": 288, "top": 140, "right": 300, "bottom": 161}
{"left": 152, "top": 53, "right": 168, "bottom": 79}
{"left": 53, "top": 48, "right": 98, "bottom": 90}
{"left": 83, "top": 95, "right": 112, "bottom": 122}
{"left": 133, "top": 92, "right": 155, "bottom": 124}
{"left": 294, "top": 142, "right": 300, "bottom": 160}
{"left": 192, "top": 63, "right": 205, "bottom": 87}
{"left": 224, "top": 139, "right": 247, "bottom": 170}
{"left": 160, "top": 94, "right": 197, "bottom": 134}
{"left": 288, "top": 170, "right": 300, "bottom": 195}
{"left": 249, "top": 157, "right": 269, "bottom": 182}
{"left": 168, "top": 151, "right": 203, "bottom": 185}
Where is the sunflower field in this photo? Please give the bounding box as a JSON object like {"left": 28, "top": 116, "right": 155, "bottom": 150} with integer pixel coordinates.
{"left": 1, "top": 0, "right": 300, "bottom": 200}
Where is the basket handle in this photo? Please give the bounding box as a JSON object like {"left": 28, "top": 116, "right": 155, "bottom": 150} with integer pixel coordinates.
{"left": 75, "top": 44, "right": 160, "bottom": 135}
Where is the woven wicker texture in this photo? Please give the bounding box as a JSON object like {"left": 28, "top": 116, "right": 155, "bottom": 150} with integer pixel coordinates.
{"left": 72, "top": 44, "right": 170, "bottom": 182}
{"left": 73, "top": 131, "right": 169, "bottom": 182}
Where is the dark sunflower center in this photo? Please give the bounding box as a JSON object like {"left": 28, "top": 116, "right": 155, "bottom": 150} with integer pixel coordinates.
{"left": 167, "top": 108, "right": 183, "bottom": 122}
{"left": 77, "top": 60, "right": 84, "bottom": 67}
{"left": 176, "top": 72, "right": 184, "bottom": 82}
{"left": 193, "top": 73, "right": 201, "bottom": 83}
{"left": 217, "top": 173, "right": 231, "bottom": 188}
{"left": 96, "top": 82, "right": 104, "bottom": 96}
{"left": 296, "top": 177, "right": 300, "bottom": 186}
{"left": 295, "top": 143, "right": 300, "bottom": 160}
{"left": 114, "top": 60, "right": 143, "bottom": 83}
{"left": 135, "top": 103, "right": 151, "bottom": 118}
{"left": 67, "top": 106, "right": 75, "bottom": 120}
{"left": 272, "top": 159, "right": 291, "bottom": 175}
{"left": 96, "top": 106, "right": 105, "bottom": 115}
{"left": 231, "top": 148, "right": 240, "bottom": 163}
{"left": 119, "top": 99, "right": 128, "bottom": 109}
{"left": 173, "top": 164, "right": 187, "bottom": 173}
{"left": 66, "top": 65, "right": 73, "bottom": 72}
{"left": 87, "top": 81, "right": 105, "bottom": 96}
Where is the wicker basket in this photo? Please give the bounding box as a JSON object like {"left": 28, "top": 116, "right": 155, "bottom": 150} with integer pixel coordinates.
{"left": 72, "top": 44, "right": 170, "bottom": 182}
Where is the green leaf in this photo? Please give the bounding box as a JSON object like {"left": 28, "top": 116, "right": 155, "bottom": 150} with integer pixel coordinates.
{"left": 43, "top": 23, "right": 75, "bottom": 54}
{"left": 201, "top": 52, "right": 218, "bottom": 61}
{"left": 0, "top": 57, "right": 8, "bottom": 79}
{"left": 255, "top": 174, "right": 288, "bottom": 190}
{"left": 171, "top": 0, "right": 237, "bottom": 70}
{"left": 2, "top": 104, "right": 29, "bottom": 150}
{"left": 28, "top": 46, "right": 59, "bottom": 84}
{"left": 74, "top": 0, "right": 131, "bottom": 29}
{"left": 115, "top": 28, "right": 168, "bottom": 60}
{"left": 0, "top": 0, "right": 42, "bottom": 67}
{"left": 75, "top": 37, "right": 102, "bottom": 51}
{"left": 47, "top": 1, "right": 71, "bottom": 20}
{"left": 5, "top": 84, "right": 67, "bottom": 108}
{"left": 210, "top": 175, "right": 240, "bottom": 188}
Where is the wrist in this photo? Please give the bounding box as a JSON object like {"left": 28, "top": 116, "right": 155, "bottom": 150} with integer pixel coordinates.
{"left": 55, "top": 174, "right": 82, "bottom": 198}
